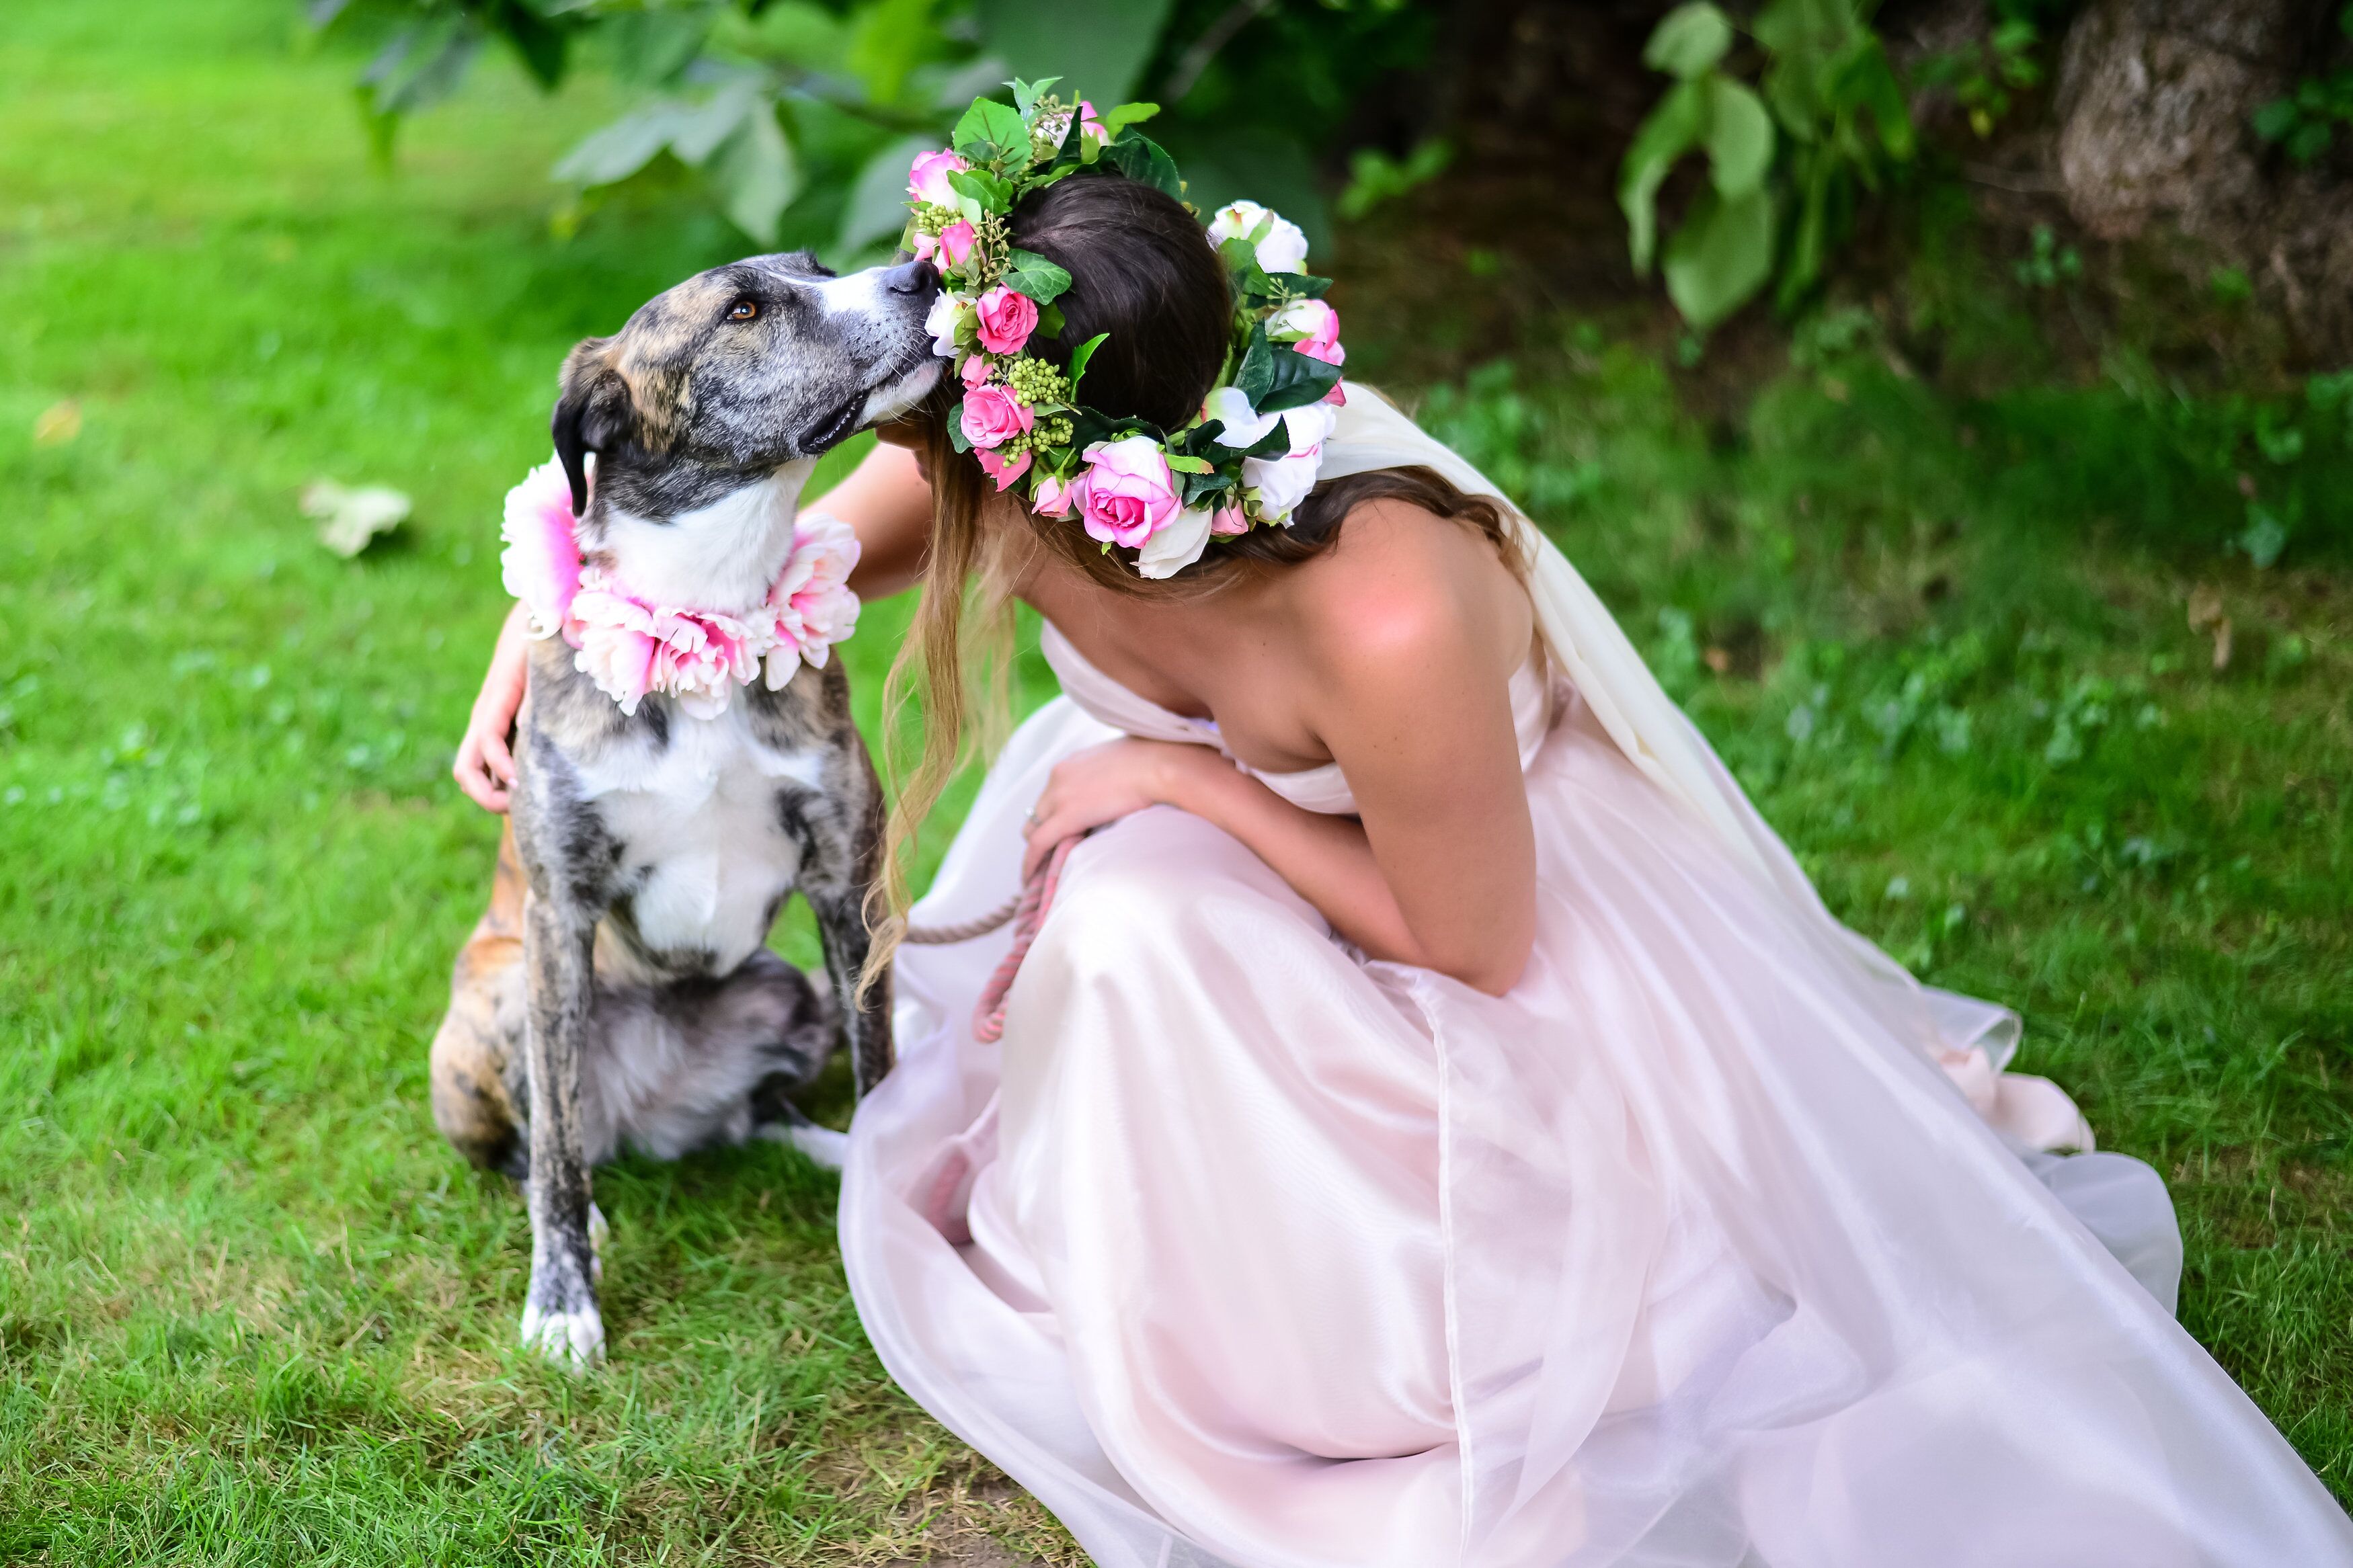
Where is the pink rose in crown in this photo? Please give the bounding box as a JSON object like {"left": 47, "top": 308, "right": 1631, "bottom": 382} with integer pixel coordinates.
{"left": 1041, "top": 100, "right": 1110, "bottom": 147}
{"left": 961, "top": 353, "right": 994, "bottom": 390}
{"left": 1209, "top": 503, "right": 1249, "bottom": 536}
{"left": 1269, "top": 298, "right": 1345, "bottom": 367}
{"left": 976, "top": 447, "right": 1032, "bottom": 490}
{"left": 974, "top": 286, "right": 1039, "bottom": 356}
{"left": 1033, "top": 471, "right": 1077, "bottom": 518}
{"left": 933, "top": 220, "right": 976, "bottom": 271}
{"left": 907, "top": 149, "right": 969, "bottom": 209}
{"left": 1073, "top": 436, "right": 1180, "bottom": 549}
{"left": 959, "top": 383, "right": 1034, "bottom": 450}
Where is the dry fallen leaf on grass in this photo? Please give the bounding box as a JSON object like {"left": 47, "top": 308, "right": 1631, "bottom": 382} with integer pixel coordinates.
{"left": 2186, "top": 583, "right": 2233, "bottom": 671}
{"left": 32, "top": 399, "right": 81, "bottom": 446}
{"left": 302, "top": 479, "right": 411, "bottom": 558}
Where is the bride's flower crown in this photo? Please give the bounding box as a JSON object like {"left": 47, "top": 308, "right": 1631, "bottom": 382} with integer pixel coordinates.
{"left": 906, "top": 82, "right": 1347, "bottom": 579}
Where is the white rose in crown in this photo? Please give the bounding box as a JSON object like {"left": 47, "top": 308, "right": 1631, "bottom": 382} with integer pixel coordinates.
{"left": 1207, "top": 200, "right": 1310, "bottom": 275}
{"left": 1243, "top": 451, "right": 1320, "bottom": 524}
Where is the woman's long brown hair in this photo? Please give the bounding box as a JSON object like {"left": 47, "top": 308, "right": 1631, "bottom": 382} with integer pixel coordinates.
{"left": 855, "top": 177, "right": 1525, "bottom": 995}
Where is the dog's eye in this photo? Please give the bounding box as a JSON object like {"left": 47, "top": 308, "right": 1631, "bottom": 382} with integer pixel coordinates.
{"left": 727, "top": 298, "right": 759, "bottom": 322}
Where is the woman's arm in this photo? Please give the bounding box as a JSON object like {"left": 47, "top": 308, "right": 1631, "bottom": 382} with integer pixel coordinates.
{"left": 450, "top": 436, "right": 935, "bottom": 811}
{"left": 830, "top": 433, "right": 936, "bottom": 600}
{"left": 1023, "top": 505, "right": 1539, "bottom": 995}
{"left": 1022, "top": 634, "right": 1538, "bottom": 995}
{"left": 452, "top": 600, "right": 532, "bottom": 811}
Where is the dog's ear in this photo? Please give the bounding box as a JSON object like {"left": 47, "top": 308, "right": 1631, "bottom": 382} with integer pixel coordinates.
{"left": 550, "top": 337, "right": 633, "bottom": 518}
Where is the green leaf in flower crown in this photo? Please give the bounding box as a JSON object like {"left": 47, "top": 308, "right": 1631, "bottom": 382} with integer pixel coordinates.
{"left": 946, "top": 167, "right": 1015, "bottom": 212}
{"left": 1180, "top": 468, "right": 1235, "bottom": 508}
{"left": 952, "top": 97, "right": 1029, "bottom": 163}
{"left": 1096, "top": 133, "right": 1183, "bottom": 200}
{"left": 1035, "top": 300, "right": 1066, "bottom": 339}
{"left": 1234, "top": 323, "right": 1277, "bottom": 406}
{"left": 1010, "top": 76, "right": 1062, "bottom": 116}
{"left": 1165, "top": 453, "right": 1214, "bottom": 474}
{"left": 1001, "top": 247, "right": 1072, "bottom": 304}
{"left": 1271, "top": 272, "right": 1333, "bottom": 301}
{"left": 1067, "top": 407, "right": 1123, "bottom": 452}
{"left": 1066, "top": 331, "right": 1109, "bottom": 392}
{"left": 1236, "top": 321, "right": 1342, "bottom": 413}
{"left": 947, "top": 401, "right": 973, "bottom": 453}
{"left": 1252, "top": 345, "right": 1343, "bottom": 415}
{"left": 1096, "top": 101, "right": 1159, "bottom": 137}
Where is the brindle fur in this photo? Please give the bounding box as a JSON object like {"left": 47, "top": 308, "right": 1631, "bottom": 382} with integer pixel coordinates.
{"left": 428, "top": 251, "right": 937, "bottom": 1366}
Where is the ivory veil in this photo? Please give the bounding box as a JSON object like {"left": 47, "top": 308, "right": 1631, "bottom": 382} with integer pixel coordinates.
{"left": 1320, "top": 388, "right": 2091, "bottom": 1147}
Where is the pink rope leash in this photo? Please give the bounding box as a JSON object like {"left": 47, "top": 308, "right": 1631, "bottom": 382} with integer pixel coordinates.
{"left": 901, "top": 834, "right": 1083, "bottom": 1044}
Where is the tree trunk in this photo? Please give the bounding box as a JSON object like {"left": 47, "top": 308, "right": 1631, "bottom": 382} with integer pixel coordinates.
{"left": 2055, "top": 0, "right": 2353, "bottom": 358}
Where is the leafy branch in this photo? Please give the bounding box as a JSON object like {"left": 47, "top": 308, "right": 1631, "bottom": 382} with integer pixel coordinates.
{"left": 1618, "top": 0, "right": 1913, "bottom": 331}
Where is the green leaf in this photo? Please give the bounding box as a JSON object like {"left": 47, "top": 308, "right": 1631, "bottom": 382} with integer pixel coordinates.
{"left": 838, "top": 134, "right": 935, "bottom": 252}
{"left": 947, "top": 402, "right": 973, "bottom": 452}
{"left": 670, "top": 81, "right": 761, "bottom": 165}
{"left": 1618, "top": 77, "right": 1707, "bottom": 273}
{"left": 1835, "top": 42, "right": 1915, "bottom": 160}
{"left": 1775, "top": 146, "right": 1838, "bottom": 313}
{"left": 706, "top": 101, "right": 800, "bottom": 244}
{"left": 552, "top": 99, "right": 691, "bottom": 187}
{"left": 1066, "top": 331, "right": 1109, "bottom": 391}
{"left": 1035, "top": 300, "right": 1066, "bottom": 338}
{"left": 1706, "top": 77, "right": 1775, "bottom": 197}
{"left": 1237, "top": 325, "right": 1343, "bottom": 414}
{"left": 1644, "top": 3, "right": 1734, "bottom": 80}
{"left": 1000, "top": 247, "right": 1073, "bottom": 304}
{"left": 1663, "top": 184, "right": 1774, "bottom": 329}
{"left": 1096, "top": 133, "right": 1184, "bottom": 199}
{"left": 712, "top": 2, "right": 850, "bottom": 73}
{"left": 847, "top": 0, "right": 936, "bottom": 108}
{"left": 946, "top": 167, "right": 1015, "bottom": 211}
{"left": 1097, "top": 101, "right": 1160, "bottom": 135}
{"left": 973, "top": 0, "right": 1174, "bottom": 103}
{"left": 1165, "top": 454, "right": 1213, "bottom": 474}
{"left": 1010, "top": 76, "right": 1062, "bottom": 115}
{"left": 2253, "top": 97, "right": 2299, "bottom": 144}
{"left": 952, "top": 97, "right": 1029, "bottom": 161}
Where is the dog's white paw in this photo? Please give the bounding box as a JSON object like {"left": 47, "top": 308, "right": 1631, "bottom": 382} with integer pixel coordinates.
{"left": 763, "top": 1120, "right": 848, "bottom": 1170}
{"left": 520, "top": 1301, "right": 605, "bottom": 1370}
{"left": 588, "top": 1202, "right": 608, "bottom": 1286}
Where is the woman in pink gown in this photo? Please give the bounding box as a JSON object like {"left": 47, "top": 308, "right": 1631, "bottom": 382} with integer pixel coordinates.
{"left": 454, "top": 169, "right": 2353, "bottom": 1564}
{"left": 834, "top": 177, "right": 2353, "bottom": 1566}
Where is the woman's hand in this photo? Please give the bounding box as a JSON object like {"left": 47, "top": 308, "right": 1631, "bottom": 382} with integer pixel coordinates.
{"left": 453, "top": 603, "right": 530, "bottom": 813}
{"left": 1022, "top": 739, "right": 1226, "bottom": 879}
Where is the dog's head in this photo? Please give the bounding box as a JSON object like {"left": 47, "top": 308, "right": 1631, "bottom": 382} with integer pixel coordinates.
{"left": 551, "top": 252, "right": 941, "bottom": 520}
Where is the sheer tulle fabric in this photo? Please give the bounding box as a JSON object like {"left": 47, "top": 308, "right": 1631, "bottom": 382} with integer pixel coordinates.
{"left": 839, "top": 390, "right": 2353, "bottom": 1566}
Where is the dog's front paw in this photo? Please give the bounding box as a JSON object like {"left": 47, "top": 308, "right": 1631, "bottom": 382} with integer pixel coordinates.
{"left": 520, "top": 1298, "right": 606, "bottom": 1370}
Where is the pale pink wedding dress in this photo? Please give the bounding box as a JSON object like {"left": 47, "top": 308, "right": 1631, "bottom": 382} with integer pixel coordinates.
{"left": 840, "top": 393, "right": 2353, "bottom": 1567}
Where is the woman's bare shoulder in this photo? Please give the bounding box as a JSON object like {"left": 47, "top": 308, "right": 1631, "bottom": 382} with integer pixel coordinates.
{"left": 1287, "top": 495, "right": 1531, "bottom": 675}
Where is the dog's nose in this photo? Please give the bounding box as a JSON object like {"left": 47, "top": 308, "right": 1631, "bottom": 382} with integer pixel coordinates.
{"left": 882, "top": 258, "right": 939, "bottom": 299}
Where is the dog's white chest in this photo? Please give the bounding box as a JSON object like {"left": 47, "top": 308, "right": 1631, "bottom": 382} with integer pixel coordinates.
{"left": 572, "top": 704, "right": 825, "bottom": 971}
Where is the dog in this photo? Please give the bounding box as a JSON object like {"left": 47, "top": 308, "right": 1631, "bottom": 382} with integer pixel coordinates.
{"left": 428, "top": 251, "right": 941, "bottom": 1366}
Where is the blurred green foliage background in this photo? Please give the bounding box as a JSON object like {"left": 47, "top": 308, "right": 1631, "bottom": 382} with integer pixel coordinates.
{"left": 1, "top": 0, "right": 2348, "bottom": 1562}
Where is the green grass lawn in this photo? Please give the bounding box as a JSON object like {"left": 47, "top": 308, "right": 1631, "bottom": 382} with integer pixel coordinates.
{"left": 2, "top": 1, "right": 2348, "bottom": 1562}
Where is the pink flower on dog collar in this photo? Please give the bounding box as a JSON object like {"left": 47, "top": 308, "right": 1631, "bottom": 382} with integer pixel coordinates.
{"left": 500, "top": 457, "right": 861, "bottom": 718}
